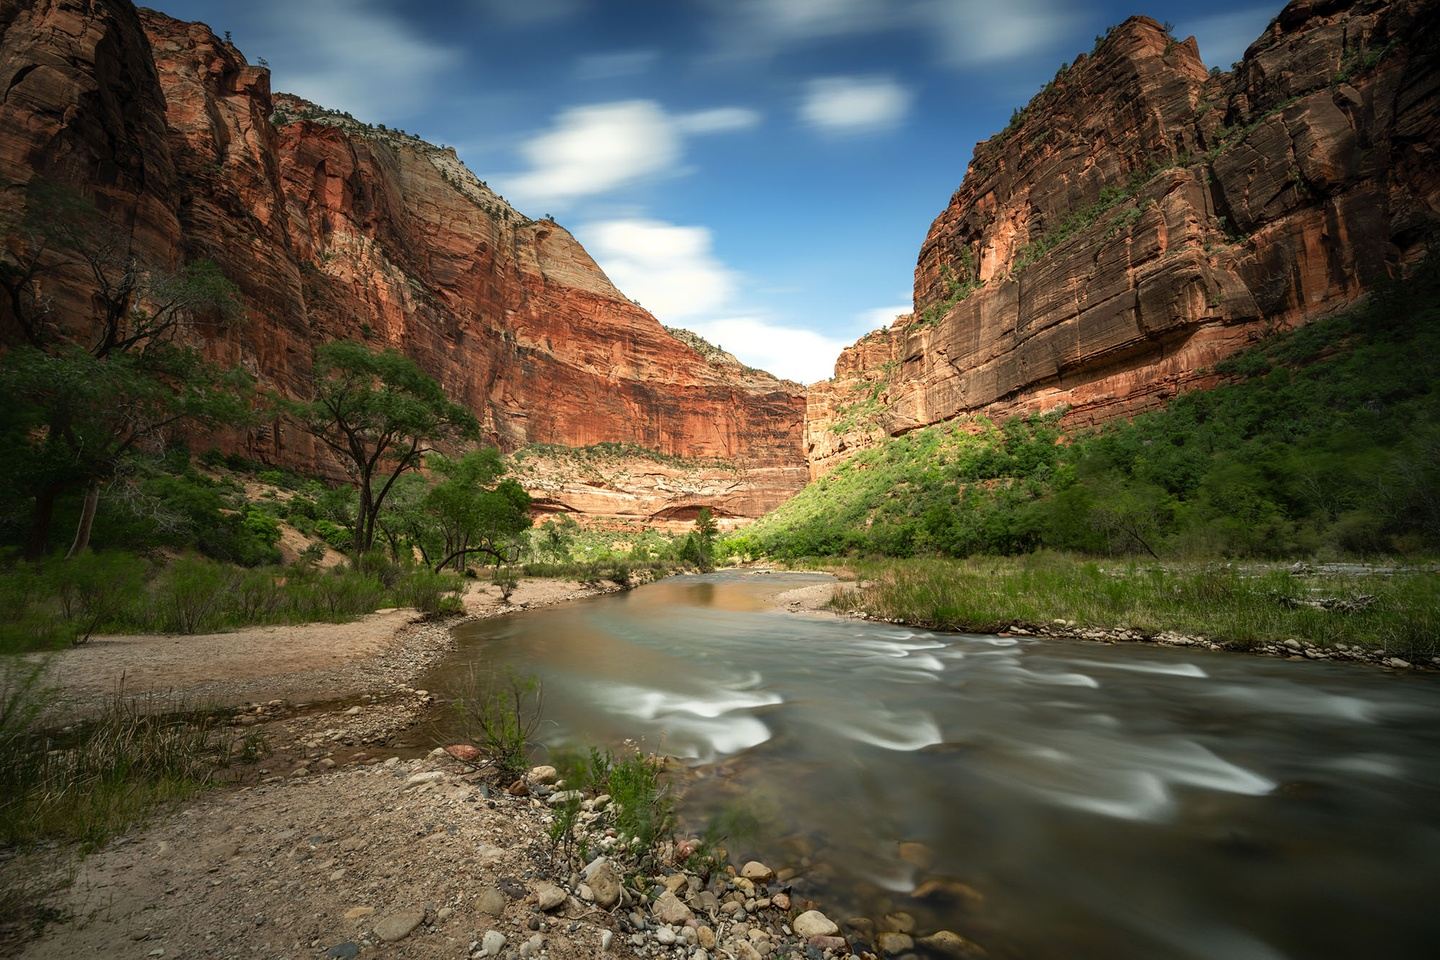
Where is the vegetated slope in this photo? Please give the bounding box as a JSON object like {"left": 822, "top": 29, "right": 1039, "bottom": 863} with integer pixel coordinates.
{"left": 808, "top": 0, "right": 1440, "bottom": 477}
{"left": 730, "top": 259, "right": 1440, "bottom": 560}
{"left": 0, "top": 0, "right": 806, "bottom": 518}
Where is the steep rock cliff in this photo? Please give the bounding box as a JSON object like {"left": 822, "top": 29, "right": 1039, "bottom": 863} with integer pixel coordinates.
{"left": 808, "top": 0, "right": 1439, "bottom": 477}
{"left": 0, "top": 0, "right": 807, "bottom": 519}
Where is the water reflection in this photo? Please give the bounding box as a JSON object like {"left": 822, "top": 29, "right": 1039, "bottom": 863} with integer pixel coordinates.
{"left": 426, "top": 571, "right": 1440, "bottom": 960}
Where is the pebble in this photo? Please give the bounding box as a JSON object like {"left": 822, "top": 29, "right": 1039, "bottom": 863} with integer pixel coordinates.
{"left": 529, "top": 765, "right": 559, "bottom": 785}
{"left": 519, "top": 933, "right": 544, "bottom": 958}
{"left": 793, "top": 911, "right": 840, "bottom": 938}
{"left": 601, "top": 930, "right": 614, "bottom": 952}
{"left": 403, "top": 771, "right": 446, "bottom": 790}
{"left": 481, "top": 930, "right": 507, "bottom": 957}
{"left": 342, "top": 906, "right": 374, "bottom": 920}
{"left": 876, "top": 931, "right": 915, "bottom": 954}
{"left": 740, "top": 861, "right": 774, "bottom": 882}
{"left": 652, "top": 890, "right": 693, "bottom": 924}
{"left": 476, "top": 886, "right": 507, "bottom": 917}
{"left": 326, "top": 944, "right": 359, "bottom": 960}
{"left": 918, "top": 930, "right": 986, "bottom": 959}
{"left": 584, "top": 857, "right": 623, "bottom": 909}
{"left": 374, "top": 907, "right": 426, "bottom": 943}
{"left": 657, "top": 926, "right": 678, "bottom": 945}
{"left": 534, "top": 881, "right": 567, "bottom": 912}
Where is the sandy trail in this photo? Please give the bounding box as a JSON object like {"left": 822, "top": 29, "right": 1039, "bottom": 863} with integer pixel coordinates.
{"left": 30, "top": 578, "right": 622, "bottom": 720}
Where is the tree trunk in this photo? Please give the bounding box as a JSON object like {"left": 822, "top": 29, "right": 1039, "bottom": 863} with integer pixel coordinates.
{"left": 22, "top": 482, "right": 61, "bottom": 560}
{"left": 65, "top": 480, "right": 101, "bottom": 558}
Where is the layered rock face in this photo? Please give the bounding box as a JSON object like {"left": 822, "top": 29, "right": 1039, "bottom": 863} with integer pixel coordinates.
{"left": 808, "top": 0, "right": 1439, "bottom": 477}
{"left": 0, "top": 1, "right": 806, "bottom": 518}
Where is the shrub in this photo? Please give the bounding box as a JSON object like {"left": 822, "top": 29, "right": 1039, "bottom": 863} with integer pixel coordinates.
{"left": 394, "top": 566, "right": 463, "bottom": 615}
{"left": 452, "top": 669, "right": 542, "bottom": 782}
{"left": 151, "top": 556, "right": 234, "bottom": 634}
{"left": 45, "top": 552, "right": 148, "bottom": 644}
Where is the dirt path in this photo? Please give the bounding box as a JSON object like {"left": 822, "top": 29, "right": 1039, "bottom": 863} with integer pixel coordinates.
{"left": 31, "top": 579, "right": 626, "bottom": 721}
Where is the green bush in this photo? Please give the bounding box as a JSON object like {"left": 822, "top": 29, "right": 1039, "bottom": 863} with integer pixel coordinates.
{"left": 152, "top": 556, "right": 234, "bottom": 633}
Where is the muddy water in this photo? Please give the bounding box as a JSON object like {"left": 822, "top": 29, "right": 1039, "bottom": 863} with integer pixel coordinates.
{"left": 424, "top": 571, "right": 1440, "bottom": 960}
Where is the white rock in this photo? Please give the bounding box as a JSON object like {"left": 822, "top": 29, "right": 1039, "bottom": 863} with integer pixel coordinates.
{"left": 529, "top": 765, "right": 559, "bottom": 784}
{"left": 481, "top": 930, "right": 507, "bottom": 957}
{"left": 403, "top": 771, "right": 446, "bottom": 790}
{"left": 792, "top": 911, "right": 839, "bottom": 938}
{"left": 601, "top": 930, "right": 614, "bottom": 952}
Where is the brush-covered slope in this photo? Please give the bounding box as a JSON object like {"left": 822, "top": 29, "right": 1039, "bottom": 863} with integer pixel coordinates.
{"left": 734, "top": 259, "right": 1440, "bottom": 559}
{"left": 808, "top": 0, "right": 1440, "bottom": 478}
{"left": 0, "top": 0, "right": 806, "bottom": 519}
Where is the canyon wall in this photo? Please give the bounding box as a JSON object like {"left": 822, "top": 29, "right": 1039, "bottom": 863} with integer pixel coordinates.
{"left": 0, "top": 0, "right": 807, "bottom": 519}
{"left": 808, "top": 0, "right": 1440, "bottom": 477}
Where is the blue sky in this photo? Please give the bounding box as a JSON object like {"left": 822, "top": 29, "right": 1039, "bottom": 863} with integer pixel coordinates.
{"left": 154, "top": 0, "right": 1279, "bottom": 382}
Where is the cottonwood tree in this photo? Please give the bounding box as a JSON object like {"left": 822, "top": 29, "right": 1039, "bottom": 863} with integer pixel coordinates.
{"left": 287, "top": 342, "right": 478, "bottom": 556}
{"left": 0, "top": 344, "right": 253, "bottom": 558}
{"left": 0, "top": 180, "right": 249, "bottom": 557}
{"left": 376, "top": 449, "right": 532, "bottom": 571}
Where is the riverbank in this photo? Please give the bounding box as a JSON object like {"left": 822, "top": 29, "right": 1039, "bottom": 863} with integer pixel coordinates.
{"left": 765, "top": 556, "right": 1439, "bottom": 670}
{"left": 29, "top": 577, "right": 640, "bottom": 721}
{"left": 5, "top": 571, "right": 892, "bottom": 960}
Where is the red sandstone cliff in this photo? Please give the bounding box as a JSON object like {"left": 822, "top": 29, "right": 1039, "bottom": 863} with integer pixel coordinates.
{"left": 0, "top": 0, "right": 806, "bottom": 519}
{"left": 808, "top": 0, "right": 1439, "bottom": 478}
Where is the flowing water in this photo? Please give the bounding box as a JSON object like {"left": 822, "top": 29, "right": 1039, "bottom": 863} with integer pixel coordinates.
{"left": 423, "top": 571, "right": 1440, "bottom": 960}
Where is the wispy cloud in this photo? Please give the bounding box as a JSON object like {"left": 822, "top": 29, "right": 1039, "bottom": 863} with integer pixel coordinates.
{"left": 676, "top": 107, "right": 763, "bottom": 134}
{"left": 253, "top": 0, "right": 461, "bottom": 118}
{"left": 707, "top": 0, "right": 1076, "bottom": 68}
{"left": 800, "top": 76, "right": 912, "bottom": 135}
{"left": 502, "top": 99, "right": 760, "bottom": 209}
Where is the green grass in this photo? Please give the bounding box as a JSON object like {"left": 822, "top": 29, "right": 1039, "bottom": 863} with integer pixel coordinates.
{"left": 827, "top": 554, "right": 1439, "bottom": 656}
{"left": 0, "top": 553, "right": 465, "bottom": 655}
{"left": 0, "top": 664, "right": 256, "bottom": 849}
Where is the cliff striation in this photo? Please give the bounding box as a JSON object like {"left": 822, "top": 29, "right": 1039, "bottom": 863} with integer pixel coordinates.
{"left": 0, "top": 0, "right": 806, "bottom": 519}
{"left": 808, "top": 0, "right": 1439, "bottom": 477}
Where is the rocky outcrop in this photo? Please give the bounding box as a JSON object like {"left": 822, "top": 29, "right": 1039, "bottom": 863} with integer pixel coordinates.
{"left": 810, "top": 0, "right": 1439, "bottom": 473}
{"left": 0, "top": 1, "right": 805, "bottom": 517}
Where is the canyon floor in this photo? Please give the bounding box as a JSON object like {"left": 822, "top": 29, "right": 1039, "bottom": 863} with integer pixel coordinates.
{"left": 4, "top": 575, "right": 858, "bottom": 960}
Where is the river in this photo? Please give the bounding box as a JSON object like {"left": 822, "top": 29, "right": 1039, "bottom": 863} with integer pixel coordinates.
{"left": 423, "top": 571, "right": 1440, "bottom": 960}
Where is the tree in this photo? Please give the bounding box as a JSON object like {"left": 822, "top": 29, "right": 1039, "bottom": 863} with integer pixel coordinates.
{"left": 1, "top": 179, "right": 249, "bottom": 557}
{"left": 678, "top": 507, "right": 719, "bottom": 571}
{"left": 378, "top": 449, "right": 532, "bottom": 571}
{"left": 287, "top": 342, "right": 478, "bottom": 556}
{"left": 0, "top": 344, "right": 254, "bottom": 557}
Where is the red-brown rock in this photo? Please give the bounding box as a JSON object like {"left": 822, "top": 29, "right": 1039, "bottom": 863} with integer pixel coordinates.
{"left": 812, "top": 1, "right": 1440, "bottom": 469}
{"left": 0, "top": 2, "right": 806, "bottom": 517}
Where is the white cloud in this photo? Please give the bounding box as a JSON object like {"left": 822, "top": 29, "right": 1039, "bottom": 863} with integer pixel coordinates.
{"left": 579, "top": 219, "right": 735, "bottom": 319}
{"left": 676, "top": 107, "right": 763, "bottom": 134}
{"left": 856, "top": 303, "right": 912, "bottom": 330}
{"left": 502, "top": 100, "right": 760, "bottom": 209}
{"left": 1178, "top": 7, "right": 1277, "bottom": 70}
{"left": 919, "top": 0, "right": 1079, "bottom": 67}
{"left": 574, "top": 49, "right": 659, "bottom": 80}
{"left": 683, "top": 317, "right": 849, "bottom": 384}
{"left": 579, "top": 218, "right": 846, "bottom": 382}
{"left": 800, "top": 76, "right": 912, "bottom": 135}
{"left": 257, "top": 0, "right": 461, "bottom": 117}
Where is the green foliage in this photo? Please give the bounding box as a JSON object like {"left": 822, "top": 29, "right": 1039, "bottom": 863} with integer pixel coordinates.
{"left": 285, "top": 341, "right": 478, "bottom": 554}
{"left": 731, "top": 260, "right": 1440, "bottom": 561}
{"left": 915, "top": 250, "right": 982, "bottom": 328}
